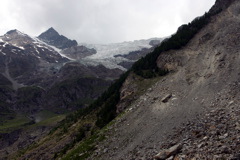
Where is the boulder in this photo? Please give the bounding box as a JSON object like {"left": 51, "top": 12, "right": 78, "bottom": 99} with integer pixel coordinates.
{"left": 161, "top": 94, "right": 172, "bottom": 103}
{"left": 154, "top": 144, "right": 182, "bottom": 160}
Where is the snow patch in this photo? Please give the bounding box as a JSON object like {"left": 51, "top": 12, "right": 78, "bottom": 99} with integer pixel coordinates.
{"left": 81, "top": 39, "right": 157, "bottom": 59}
{"left": 1, "top": 51, "right": 6, "bottom": 55}
{"left": 34, "top": 46, "right": 40, "bottom": 54}
{"left": 80, "top": 38, "right": 163, "bottom": 70}
{"left": 17, "top": 46, "right": 25, "bottom": 50}
{"left": 16, "top": 30, "right": 27, "bottom": 36}
{"left": 81, "top": 57, "right": 128, "bottom": 71}
{"left": 12, "top": 44, "right": 25, "bottom": 50}
{"left": 11, "top": 50, "right": 18, "bottom": 54}
{"left": 32, "top": 37, "right": 74, "bottom": 60}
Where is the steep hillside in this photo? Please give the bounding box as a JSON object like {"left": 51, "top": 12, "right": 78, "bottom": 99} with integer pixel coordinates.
{"left": 86, "top": 0, "right": 240, "bottom": 159}
{"left": 14, "top": 0, "right": 240, "bottom": 159}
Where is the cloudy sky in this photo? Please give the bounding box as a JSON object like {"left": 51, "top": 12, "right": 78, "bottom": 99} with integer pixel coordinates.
{"left": 0, "top": 0, "right": 215, "bottom": 44}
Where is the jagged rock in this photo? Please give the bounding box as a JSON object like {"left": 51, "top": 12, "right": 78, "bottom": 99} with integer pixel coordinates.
{"left": 154, "top": 144, "right": 182, "bottom": 160}
{"left": 161, "top": 94, "right": 172, "bottom": 103}
{"left": 231, "top": 154, "right": 240, "bottom": 160}
{"left": 219, "top": 133, "right": 228, "bottom": 139}
{"left": 235, "top": 122, "right": 240, "bottom": 130}
{"left": 38, "top": 27, "right": 77, "bottom": 49}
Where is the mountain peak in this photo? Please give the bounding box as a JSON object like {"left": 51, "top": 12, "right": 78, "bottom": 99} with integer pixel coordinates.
{"left": 47, "top": 27, "right": 59, "bottom": 34}
{"left": 39, "top": 27, "right": 60, "bottom": 39}
{"left": 6, "top": 29, "right": 26, "bottom": 36}
{"left": 49, "top": 27, "right": 56, "bottom": 31}
{"left": 38, "top": 27, "right": 77, "bottom": 49}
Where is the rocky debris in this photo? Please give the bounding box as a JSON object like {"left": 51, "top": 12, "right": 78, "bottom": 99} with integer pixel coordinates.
{"left": 161, "top": 94, "right": 172, "bottom": 103}
{"left": 154, "top": 144, "right": 182, "bottom": 160}
{"left": 86, "top": 0, "right": 240, "bottom": 159}
{"left": 0, "top": 126, "right": 51, "bottom": 160}
{"left": 157, "top": 101, "right": 240, "bottom": 160}
{"left": 61, "top": 45, "right": 96, "bottom": 60}
{"left": 116, "top": 73, "right": 140, "bottom": 113}
{"left": 114, "top": 48, "right": 151, "bottom": 61}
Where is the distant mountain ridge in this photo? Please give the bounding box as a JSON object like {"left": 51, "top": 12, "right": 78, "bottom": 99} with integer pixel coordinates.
{"left": 38, "top": 27, "right": 78, "bottom": 49}
{"left": 37, "top": 27, "right": 163, "bottom": 70}
{"left": 0, "top": 29, "right": 124, "bottom": 117}
{"left": 0, "top": 27, "right": 164, "bottom": 159}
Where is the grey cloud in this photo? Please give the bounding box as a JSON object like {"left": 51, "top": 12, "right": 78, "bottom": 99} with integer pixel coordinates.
{"left": 0, "top": 0, "right": 215, "bottom": 43}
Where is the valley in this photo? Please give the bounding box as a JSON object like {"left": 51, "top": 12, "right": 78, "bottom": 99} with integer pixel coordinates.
{"left": 1, "top": 0, "right": 240, "bottom": 159}
{"left": 0, "top": 25, "right": 162, "bottom": 159}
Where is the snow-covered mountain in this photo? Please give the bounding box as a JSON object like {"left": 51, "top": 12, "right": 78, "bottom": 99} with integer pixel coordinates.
{"left": 0, "top": 28, "right": 124, "bottom": 116}
{"left": 2, "top": 27, "right": 162, "bottom": 71}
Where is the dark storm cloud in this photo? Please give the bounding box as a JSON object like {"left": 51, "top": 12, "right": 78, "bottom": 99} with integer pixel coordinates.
{"left": 0, "top": 0, "right": 215, "bottom": 43}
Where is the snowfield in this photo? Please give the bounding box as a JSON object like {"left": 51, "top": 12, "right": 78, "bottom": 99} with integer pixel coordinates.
{"left": 79, "top": 38, "right": 162, "bottom": 70}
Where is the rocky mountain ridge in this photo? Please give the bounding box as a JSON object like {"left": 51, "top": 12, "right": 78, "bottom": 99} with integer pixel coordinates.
{"left": 38, "top": 27, "right": 78, "bottom": 49}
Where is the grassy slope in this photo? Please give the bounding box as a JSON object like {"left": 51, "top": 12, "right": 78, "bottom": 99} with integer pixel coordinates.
{"left": 0, "top": 114, "right": 30, "bottom": 133}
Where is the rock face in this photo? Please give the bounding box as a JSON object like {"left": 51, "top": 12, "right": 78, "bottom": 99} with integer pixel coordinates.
{"left": 62, "top": 45, "right": 97, "bottom": 60}
{"left": 154, "top": 144, "right": 182, "bottom": 160}
{"left": 114, "top": 40, "right": 162, "bottom": 69}
{"left": 38, "top": 27, "right": 77, "bottom": 49}
{"left": 0, "top": 29, "right": 69, "bottom": 88}
{"left": 85, "top": 0, "right": 240, "bottom": 159}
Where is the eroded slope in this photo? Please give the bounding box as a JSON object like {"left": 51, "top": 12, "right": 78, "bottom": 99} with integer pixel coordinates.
{"left": 87, "top": 0, "right": 240, "bottom": 159}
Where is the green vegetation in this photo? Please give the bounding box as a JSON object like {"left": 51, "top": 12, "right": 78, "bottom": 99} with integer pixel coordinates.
{"left": 32, "top": 110, "right": 66, "bottom": 127}
{"left": 58, "top": 71, "right": 130, "bottom": 130}
{"left": 17, "top": 86, "right": 43, "bottom": 104}
{"left": 0, "top": 86, "right": 15, "bottom": 122}
{"left": 59, "top": 74, "right": 164, "bottom": 159}
{"left": 45, "top": 76, "right": 110, "bottom": 112}
{"left": 0, "top": 114, "right": 31, "bottom": 133}
{"left": 35, "top": 115, "right": 66, "bottom": 127}
{"left": 62, "top": 132, "right": 105, "bottom": 160}
{"left": 49, "top": 72, "right": 129, "bottom": 159}
{"left": 0, "top": 103, "right": 15, "bottom": 122}
{"left": 35, "top": 110, "right": 58, "bottom": 120}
